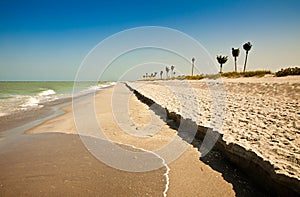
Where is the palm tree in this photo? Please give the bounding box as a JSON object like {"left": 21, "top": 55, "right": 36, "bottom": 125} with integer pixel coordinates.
{"left": 216, "top": 55, "right": 228, "bottom": 73}
{"left": 191, "top": 57, "right": 195, "bottom": 76}
{"left": 160, "top": 70, "right": 163, "bottom": 80}
{"left": 171, "top": 65, "right": 175, "bottom": 77}
{"left": 165, "top": 66, "right": 170, "bottom": 78}
{"left": 232, "top": 48, "right": 240, "bottom": 72}
{"left": 146, "top": 73, "right": 148, "bottom": 78}
{"left": 243, "top": 42, "right": 252, "bottom": 72}
{"left": 154, "top": 72, "right": 157, "bottom": 79}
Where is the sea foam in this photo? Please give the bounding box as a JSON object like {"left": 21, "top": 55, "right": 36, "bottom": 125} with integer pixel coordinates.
{"left": 38, "top": 89, "right": 56, "bottom": 97}
{"left": 21, "top": 89, "right": 57, "bottom": 108}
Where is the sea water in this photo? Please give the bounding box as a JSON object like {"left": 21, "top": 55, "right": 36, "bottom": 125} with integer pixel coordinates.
{"left": 0, "top": 81, "right": 114, "bottom": 117}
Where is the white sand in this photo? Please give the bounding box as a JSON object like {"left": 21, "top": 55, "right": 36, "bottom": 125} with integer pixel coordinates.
{"left": 128, "top": 76, "right": 300, "bottom": 180}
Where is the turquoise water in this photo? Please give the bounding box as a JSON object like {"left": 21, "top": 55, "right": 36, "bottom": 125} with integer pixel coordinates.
{"left": 0, "top": 81, "right": 113, "bottom": 116}
{"left": 0, "top": 81, "right": 74, "bottom": 99}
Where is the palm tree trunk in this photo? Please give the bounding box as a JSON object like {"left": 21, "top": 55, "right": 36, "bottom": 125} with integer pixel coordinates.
{"left": 192, "top": 63, "right": 194, "bottom": 76}
{"left": 243, "top": 51, "right": 248, "bottom": 72}
{"left": 234, "top": 57, "right": 237, "bottom": 72}
{"left": 220, "top": 64, "right": 223, "bottom": 73}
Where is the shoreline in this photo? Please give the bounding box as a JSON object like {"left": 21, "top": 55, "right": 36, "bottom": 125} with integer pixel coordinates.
{"left": 0, "top": 85, "right": 112, "bottom": 134}
{"left": 0, "top": 132, "right": 167, "bottom": 196}
{"left": 0, "top": 82, "right": 116, "bottom": 133}
{"left": 0, "top": 82, "right": 244, "bottom": 196}
{"left": 0, "top": 85, "right": 168, "bottom": 196}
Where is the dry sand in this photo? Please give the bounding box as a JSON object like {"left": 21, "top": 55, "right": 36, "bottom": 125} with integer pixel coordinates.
{"left": 0, "top": 83, "right": 241, "bottom": 196}
{"left": 127, "top": 75, "right": 300, "bottom": 195}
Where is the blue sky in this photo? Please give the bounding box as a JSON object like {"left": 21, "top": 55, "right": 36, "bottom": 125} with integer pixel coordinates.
{"left": 0, "top": 0, "right": 299, "bottom": 80}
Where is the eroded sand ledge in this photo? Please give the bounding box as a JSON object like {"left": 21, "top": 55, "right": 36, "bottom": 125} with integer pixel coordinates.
{"left": 126, "top": 76, "right": 300, "bottom": 196}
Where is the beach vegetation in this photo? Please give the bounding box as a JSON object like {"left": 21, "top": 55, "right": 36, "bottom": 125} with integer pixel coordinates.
{"left": 232, "top": 48, "right": 240, "bottom": 72}
{"left": 275, "top": 67, "right": 300, "bottom": 77}
{"left": 243, "top": 42, "right": 252, "bottom": 72}
{"left": 166, "top": 66, "right": 170, "bottom": 78}
{"left": 184, "top": 74, "right": 205, "bottom": 80}
{"left": 160, "top": 70, "right": 163, "bottom": 79}
{"left": 191, "top": 57, "right": 195, "bottom": 76}
{"left": 171, "top": 65, "right": 175, "bottom": 78}
{"left": 141, "top": 70, "right": 273, "bottom": 81}
{"left": 221, "top": 70, "right": 271, "bottom": 78}
{"left": 216, "top": 55, "right": 228, "bottom": 73}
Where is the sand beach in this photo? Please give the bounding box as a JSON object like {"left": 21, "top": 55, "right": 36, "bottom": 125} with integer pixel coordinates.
{"left": 127, "top": 75, "right": 300, "bottom": 195}
{"left": 0, "top": 83, "right": 239, "bottom": 196}
{"left": 2, "top": 0, "right": 300, "bottom": 196}
{"left": 0, "top": 77, "right": 299, "bottom": 196}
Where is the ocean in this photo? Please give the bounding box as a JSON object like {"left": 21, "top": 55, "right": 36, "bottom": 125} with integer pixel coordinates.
{"left": 0, "top": 81, "right": 114, "bottom": 117}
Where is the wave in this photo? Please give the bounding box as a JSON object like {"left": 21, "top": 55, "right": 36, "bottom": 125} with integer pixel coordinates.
{"left": 20, "top": 97, "right": 41, "bottom": 108}
{"left": 72, "top": 82, "right": 115, "bottom": 98}
{"left": 38, "top": 89, "right": 56, "bottom": 97}
{"left": 0, "top": 83, "right": 116, "bottom": 116}
{"left": 100, "top": 82, "right": 116, "bottom": 88}
{"left": 11, "top": 89, "right": 57, "bottom": 110}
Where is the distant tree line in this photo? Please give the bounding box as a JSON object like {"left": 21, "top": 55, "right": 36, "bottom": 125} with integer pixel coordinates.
{"left": 275, "top": 67, "right": 300, "bottom": 77}
{"left": 141, "top": 41, "right": 300, "bottom": 80}
{"left": 143, "top": 65, "right": 176, "bottom": 80}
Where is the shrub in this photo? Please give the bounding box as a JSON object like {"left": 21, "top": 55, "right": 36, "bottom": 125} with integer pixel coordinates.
{"left": 184, "top": 75, "right": 205, "bottom": 80}
{"left": 275, "top": 67, "right": 300, "bottom": 77}
{"left": 221, "top": 72, "right": 241, "bottom": 78}
{"left": 242, "top": 70, "right": 271, "bottom": 77}
{"left": 221, "top": 70, "right": 271, "bottom": 78}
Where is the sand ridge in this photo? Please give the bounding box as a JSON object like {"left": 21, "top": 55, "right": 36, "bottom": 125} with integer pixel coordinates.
{"left": 127, "top": 76, "right": 300, "bottom": 179}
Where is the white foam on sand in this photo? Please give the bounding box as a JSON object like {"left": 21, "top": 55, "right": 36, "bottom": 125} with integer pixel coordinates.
{"left": 110, "top": 142, "right": 170, "bottom": 197}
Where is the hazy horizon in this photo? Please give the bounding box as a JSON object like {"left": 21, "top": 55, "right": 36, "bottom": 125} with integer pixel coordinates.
{"left": 1, "top": 0, "right": 299, "bottom": 81}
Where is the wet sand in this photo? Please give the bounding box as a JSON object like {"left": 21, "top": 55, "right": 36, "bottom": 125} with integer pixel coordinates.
{"left": 0, "top": 133, "right": 166, "bottom": 196}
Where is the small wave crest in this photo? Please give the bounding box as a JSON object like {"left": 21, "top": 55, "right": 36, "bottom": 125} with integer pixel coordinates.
{"left": 38, "top": 89, "right": 56, "bottom": 97}
{"left": 72, "top": 83, "right": 115, "bottom": 98}
{"left": 20, "top": 89, "right": 57, "bottom": 108}
{"left": 100, "top": 84, "right": 111, "bottom": 88}
{"left": 20, "top": 97, "right": 40, "bottom": 108}
{"left": 87, "top": 85, "right": 101, "bottom": 91}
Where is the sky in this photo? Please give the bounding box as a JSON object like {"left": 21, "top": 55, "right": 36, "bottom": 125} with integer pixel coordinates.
{"left": 0, "top": 0, "right": 299, "bottom": 81}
